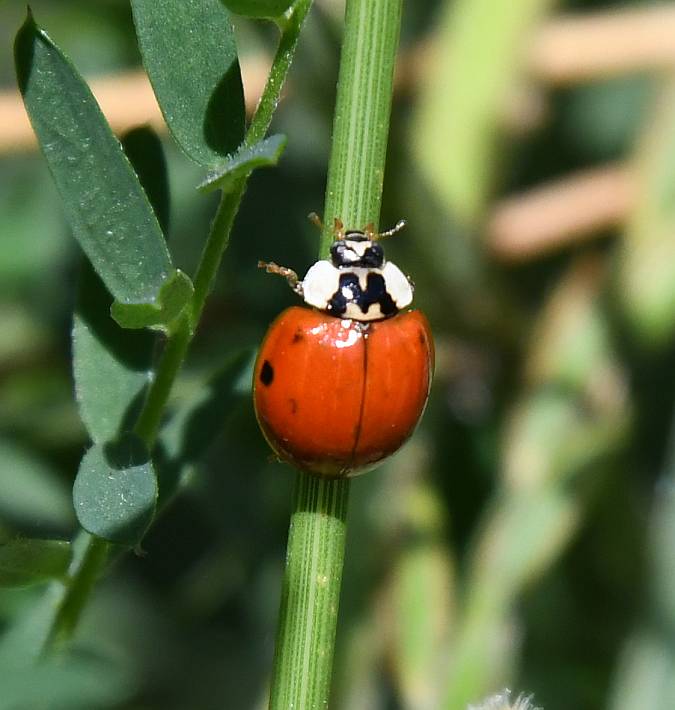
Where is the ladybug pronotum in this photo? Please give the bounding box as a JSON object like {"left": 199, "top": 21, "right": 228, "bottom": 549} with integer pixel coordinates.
{"left": 253, "top": 217, "right": 434, "bottom": 478}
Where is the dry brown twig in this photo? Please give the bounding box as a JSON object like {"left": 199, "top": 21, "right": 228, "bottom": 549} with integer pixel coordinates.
{"left": 2, "top": 5, "right": 671, "bottom": 264}
{"left": 487, "top": 165, "right": 636, "bottom": 263}
{"left": 529, "top": 5, "right": 675, "bottom": 85}
{"left": 4, "top": 5, "right": 675, "bottom": 153}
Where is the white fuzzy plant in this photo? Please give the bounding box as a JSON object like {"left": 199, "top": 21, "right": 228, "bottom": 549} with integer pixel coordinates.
{"left": 469, "top": 690, "right": 541, "bottom": 710}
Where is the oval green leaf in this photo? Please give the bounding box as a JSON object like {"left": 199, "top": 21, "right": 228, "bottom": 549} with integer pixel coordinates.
{"left": 73, "top": 434, "right": 158, "bottom": 545}
{"left": 156, "top": 349, "right": 253, "bottom": 503}
{"left": 219, "top": 0, "right": 295, "bottom": 19}
{"left": 73, "top": 263, "right": 156, "bottom": 443}
{"left": 0, "top": 439, "right": 74, "bottom": 529}
{"left": 111, "top": 269, "right": 194, "bottom": 332}
{"left": 0, "top": 538, "right": 71, "bottom": 588}
{"left": 14, "top": 13, "right": 174, "bottom": 306}
{"left": 72, "top": 126, "right": 169, "bottom": 443}
{"left": 121, "top": 126, "right": 171, "bottom": 236}
{"left": 131, "top": 0, "right": 246, "bottom": 167}
{"left": 198, "top": 134, "right": 287, "bottom": 193}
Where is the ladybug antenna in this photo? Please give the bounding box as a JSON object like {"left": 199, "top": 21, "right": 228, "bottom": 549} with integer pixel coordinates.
{"left": 376, "top": 219, "right": 407, "bottom": 240}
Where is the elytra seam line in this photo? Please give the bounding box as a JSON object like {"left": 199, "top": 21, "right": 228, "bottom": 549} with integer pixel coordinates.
{"left": 348, "top": 333, "right": 368, "bottom": 472}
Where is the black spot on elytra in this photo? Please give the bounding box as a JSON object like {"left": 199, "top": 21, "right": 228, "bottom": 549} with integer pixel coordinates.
{"left": 418, "top": 331, "right": 426, "bottom": 345}
{"left": 327, "top": 272, "right": 397, "bottom": 318}
{"left": 289, "top": 398, "right": 298, "bottom": 414}
{"left": 260, "top": 360, "right": 274, "bottom": 386}
{"left": 292, "top": 331, "right": 304, "bottom": 343}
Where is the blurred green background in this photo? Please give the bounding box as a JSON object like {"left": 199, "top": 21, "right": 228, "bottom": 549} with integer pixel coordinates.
{"left": 1, "top": 0, "right": 675, "bottom": 708}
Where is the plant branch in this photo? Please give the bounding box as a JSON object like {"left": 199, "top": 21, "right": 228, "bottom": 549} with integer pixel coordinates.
{"left": 41, "top": 0, "right": 313, "bottom": 655}
{"left": 320, "top": 0, "right": 402, "bottom": 255}
{"left": 42, "top": 532, "right": 108, "bottom": 654}
{"left": 269, "top": 0, "right": 402, "bottom": 707}
{"left": 191, "top": 0, "right": 312, "bottom": 321}
{"left": 247, "top": 0, "right": 313, "bottom": 146}
{"left": 269, "top": 477, "right": 350, "bottom": 708}
{"left": 134, "top": 314, "right": 193, "bottom": 446}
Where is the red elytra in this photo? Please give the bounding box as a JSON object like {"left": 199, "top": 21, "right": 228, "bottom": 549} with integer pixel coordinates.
{"left": 253, "top": 306, "right": 434, "bottom": 478}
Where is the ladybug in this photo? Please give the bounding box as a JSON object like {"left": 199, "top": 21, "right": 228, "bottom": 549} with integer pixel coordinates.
{"left": 253, "top": 216, "right": 434, "bottom": 478}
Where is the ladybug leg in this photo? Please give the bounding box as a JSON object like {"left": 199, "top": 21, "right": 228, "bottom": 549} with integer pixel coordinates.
{"left": 333, "top": 217, "right": 345, "bottom": 241}
{"left": 258, "top": 261, "right": 303, "bottom": 295}
{"left": 307, "top": 212, "right": 323, "bottom": 230}
{"left": 363, "top": 222, "right": 377, "bottom": 240}
{"left": 377, "top": 219, "right": 407, "bottom": 239}
{"left": 309, "top": 213, "right": 347, "bottom": 244}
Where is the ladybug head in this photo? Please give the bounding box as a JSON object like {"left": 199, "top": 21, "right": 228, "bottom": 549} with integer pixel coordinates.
{"left": 330, "top": 233, "right": 385, "bottom": 269}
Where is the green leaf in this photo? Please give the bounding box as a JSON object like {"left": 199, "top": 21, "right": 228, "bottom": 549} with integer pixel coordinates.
{"left": 14, "top": 13, "right": 174, "bottom": 306}
{"left": 0, "top": 588, "right": 64, "bottom": 667}
{"left": 131, "top": 0, "right": 245, "bottom": 167}
{"left": 72, "top": 126, "right": 169, "bottom": 442}
{"left": 618, "top": 80, "right": 675, "bottom": 349}
{"left": 121, "top": 126, "right": 171, "bottom": 235}
{"left": 111, "top": 269, "right": 194, "bottom": 332}
{"left": 219, "top": 0, "right": 295, "bottom": 19}
{"left": 412, "top": 0, "right": 556, "bottom": 225}
{"left": 389, "top": 485, "right": 454, "bottom": 710}
{"left": 198, "top": 134, "right": 288, "bottom": 193}
{"left": 73, "top": 263, "right": 156, "bottom": 443}
{"left": 0, "top": 439, "right": 74, "bottom": 530}
{"left": 0, "top": 538, "right": 71, "bottom": 587}
{"left": 73, "top": 434, "right": 157, "bottom": 545}
{"left": 0, "top": 655, "right": 134, "bottom": 710}
{"left": 0, "top": 533, "right": 103, "bottom": 667}
{"left": 156, "top": 349, "right": 253, "bottom": 503}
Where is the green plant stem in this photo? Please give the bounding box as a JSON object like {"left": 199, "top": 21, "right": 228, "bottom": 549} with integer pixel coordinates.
{"left": 269, "top": 1, "right": 402, "bottom": 707}
{"left": 321, "top": 0, "right": 402, "bottom": 256}
{"left": 192, "top": 0, "right": 313, "bottom": 319}
{"left": 42, "top": 532, "right": 108, "bottom": 653}
{"left": 269, "top": 477, "right": 350, "bottom": 708}
{"left": 191, "top": 184, "right": 245, "bottom": 323}
{"left": 134, "top": 314, "right": 193, "bottom": 446}
{"left": 41, "top": 1, "right": 313, "bottom": 656}
{"left": 248, "top": 0, "right": 312, "bottom": 147}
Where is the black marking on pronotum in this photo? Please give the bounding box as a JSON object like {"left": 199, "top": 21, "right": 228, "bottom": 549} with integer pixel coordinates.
{"left": 260, "top": 360, "right": 274, "bottom": 386}
{"left": 327, "top": 272, "right": 397, "bottom": 318}
{"left": 330, "top": 240, "right": 384, "bottom": 269}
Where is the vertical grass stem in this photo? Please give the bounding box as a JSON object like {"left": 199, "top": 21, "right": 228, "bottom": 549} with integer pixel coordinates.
{"left": 269, "top": 0, "right": 402, "bottom": 706}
